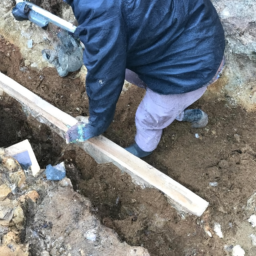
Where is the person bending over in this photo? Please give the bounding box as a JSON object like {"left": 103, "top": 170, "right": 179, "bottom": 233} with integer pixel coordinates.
{"left": 65, "top": 0, "right": 225, "bottom": 158}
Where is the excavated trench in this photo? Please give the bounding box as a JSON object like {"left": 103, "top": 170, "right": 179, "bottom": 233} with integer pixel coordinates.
{"left": 0, "top": 96, "right": 200, "bottom": 256}
{"left": 1, "top": 96, "right": 199, "bottom": 256}
{"left": 2, "top": 35, "right": 256, "bottom": 255}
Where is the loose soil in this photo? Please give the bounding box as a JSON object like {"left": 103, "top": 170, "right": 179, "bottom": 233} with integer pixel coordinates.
{"left": 1, "top": 36, "right": 256, "bottom": 256}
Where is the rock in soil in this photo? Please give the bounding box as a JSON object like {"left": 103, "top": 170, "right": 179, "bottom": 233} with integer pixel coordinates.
{"left": 0, "top": 153, "right": 149, "bottom": 256}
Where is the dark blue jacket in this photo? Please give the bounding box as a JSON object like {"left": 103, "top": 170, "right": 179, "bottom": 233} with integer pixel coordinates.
{"left": 68, "top": 0, "right": 225, "bottom": 137}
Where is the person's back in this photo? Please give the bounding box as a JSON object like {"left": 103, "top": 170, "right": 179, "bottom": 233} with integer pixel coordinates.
{"left": 124, "top": 0, "right": 225, "bottom": 94}
{"left": 71, "top": 0, "right": 225, "bottom": 94}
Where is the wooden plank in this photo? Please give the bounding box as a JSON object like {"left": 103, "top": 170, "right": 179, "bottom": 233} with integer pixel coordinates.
{"left": 0, "top": 72, "right": 209, "bottom": 216}
{"left": 5, "top": 139, "right": 40, "bottom": 177}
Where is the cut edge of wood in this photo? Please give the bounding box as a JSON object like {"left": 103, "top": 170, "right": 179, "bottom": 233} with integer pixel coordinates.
{"left": 5, "top": 139, "right": 40, "bottom": 177}
{"left": 0, "top": 72, "right": 209, "bottom": 216}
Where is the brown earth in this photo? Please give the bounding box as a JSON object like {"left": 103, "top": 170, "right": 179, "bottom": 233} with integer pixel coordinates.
{"left": 28, "top": 0, "right": 63, "bottom": 13}
{"left": 0, "top": 154, "right": 149, "bottom": 256}
{"left": 1, "top": 36, "right": 256, "bottom": 255}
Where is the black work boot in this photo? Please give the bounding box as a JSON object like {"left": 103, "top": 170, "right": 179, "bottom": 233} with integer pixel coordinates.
{"left": 182, "top": 109, "right": 208, "bottom": 128}
{"left": 125, "top": 143, "right": 153, "bottom": 158}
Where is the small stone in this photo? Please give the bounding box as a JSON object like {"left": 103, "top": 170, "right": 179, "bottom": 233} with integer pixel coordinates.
{"left": 211, "top": 130, "right": 216, "bottom": 135}
{"left": 0, "top": 148, "right": 5, "bottom": 155}
{"left": 66, "top": 244, "right": 72, "bottom": 250}
{"left": 50, "top": 247, "right": 58, "bottom": 256}
{"left": 27, "top": 39, "right": 33, "bottom": 49}
{"left": 209, "top": 182, "right": 218, "bottom": 187}
{"left": 80, "top": 249, "right": 85, "bottom": 256}
{"left": 2, "top": 232, "right": 18, "bottom": 244}
{"left": 24, "top": 60, "right": 31, "bottom": 66}
{"left": 3, "top": 158, "right": 20, "bottom": 172}
{"left": 59, "top": 247, "right": 64, "bottom": 253}
{"left": 246, "top": 193, "right": 256, "bottom": 212}
{"left": 232, "top": 245, "right": 245, "bottom": 256}
{"left": 204, "top": 227, "right": 212, "bottom": 237}
{"left": 214, "top": 223, "right": 223, "bottom": 238}
{"left": 250, "top": 234, "right": 256, "bottom": 246}
{"left": 59, "top": 177, "right": 72, "bottom": 188}
{"left": 0, "top": 201, "right": 13, "bottom": 220}
{"left": 0, "top": 246, "right": 16, "bottom": 256}
{"left": 248, "top": 215, "right": 256, "bottom": 227}
{"left": 31, "top": 63, "right": 37, "bottom": 68}
{"left": 0, "top": 225, "right": 8, "bottom": 235}
{"left": 224, "top": 245, "right": 233, "bottom": 252}
{"left": 85, "top": 229, "right": 97, "bottom": 242}
{"left": 9, "top": 170, "right": 26, "bottom": 188}
{"left": 0, "top": 184, "right": 11, "bottom": 201}
{"left": 41, "top": 251, "right": 50, "bottom": 256}
{"left": 12, "top": 205, "right": 24, "bottom": 230}
{"left": 25, "top": 191, "right": 39, "bottom": 203}
{"left": 234, "top": 134, "right": 241, "bottom": 143}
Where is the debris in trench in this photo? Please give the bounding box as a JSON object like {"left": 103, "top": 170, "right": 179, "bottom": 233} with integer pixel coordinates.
{"left": 0, "top": 154, "right": 30, "bottom": 255}
{"left": 12, "top": 151, "right": 32, "bottom": 171}
{"left": 45, "top": 161, "right": 66, "bottom": 181}
{"left": 224, "top": 245, "right": 234, "bottom": 252}
{"left": 85, "top": 228, "right": 98, "bottom": 242}
{"left": 42, "top": 30, "right": 83, "bottom": 77}
{"left": 5, "top": 140, "right": 40, "bottom": 177}
{"left": 214, "top": 223, "right": 224, "bottom": 238}
{"left": 209, "top": 181, "right": 218, "bottom": 187}
{"left": 246, "top": 192, "right": 256, "bottom": 212}
{"left": 27, "top": 39, "right": 33, "bottom": 49}
{"left": 232, "top": 245, "right": 245, "bottom": 256}
{"left": 0, "top": 184, "right": 12, "bottom": 201}
{"left": 248, "top": 214, "right": 256, "bottom": 227}
{"left": 0, "top": 147, "right": 149, "bottom": 256}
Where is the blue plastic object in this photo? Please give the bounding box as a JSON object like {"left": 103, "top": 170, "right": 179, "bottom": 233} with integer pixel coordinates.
{"left": 12, "top": 2, "right": 48, "bottom": 28}
{"left": 45, "top": 162, "right": 66, "bottom": 181}
{"left": 13, "top": 151, "right": 32, "bottom": 170}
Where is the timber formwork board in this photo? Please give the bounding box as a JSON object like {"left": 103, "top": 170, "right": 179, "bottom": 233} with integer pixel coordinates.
{"left": 0, "top": 72, "right": 209, "bottom": 216}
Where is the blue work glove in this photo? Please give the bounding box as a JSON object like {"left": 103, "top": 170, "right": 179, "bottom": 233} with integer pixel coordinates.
{"left": 42, "top": 30, "right": 83, "bottom": 77}
{"left": 65, "top": 122, "right": 96, "bottom": 144}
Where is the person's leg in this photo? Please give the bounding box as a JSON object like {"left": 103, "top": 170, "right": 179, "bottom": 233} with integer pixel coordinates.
{"left": 125, "top": 69, "right": 208, "bottom": 157}
{"left": 133, "top": 86, "right": 208, "bottom": 154}
{"left": 125, "top": 58, "right": 225, "bottom": 157}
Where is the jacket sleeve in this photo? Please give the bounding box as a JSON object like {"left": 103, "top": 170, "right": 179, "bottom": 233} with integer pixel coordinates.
{"left": 72, "top": 0, "right": 127, "bottom": 137}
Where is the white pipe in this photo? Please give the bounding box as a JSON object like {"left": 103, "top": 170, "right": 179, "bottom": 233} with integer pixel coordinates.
{"left": 24, "top": 1, "right": 77, "bottom": 33}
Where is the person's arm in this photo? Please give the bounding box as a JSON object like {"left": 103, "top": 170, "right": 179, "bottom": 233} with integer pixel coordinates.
{"left": 66, "top": 0, "right": 127, "bottom": 143}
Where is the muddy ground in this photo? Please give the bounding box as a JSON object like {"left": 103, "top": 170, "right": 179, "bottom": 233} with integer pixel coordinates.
{"left": 1, "top": 36, "right": 256, "bottom": 256}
